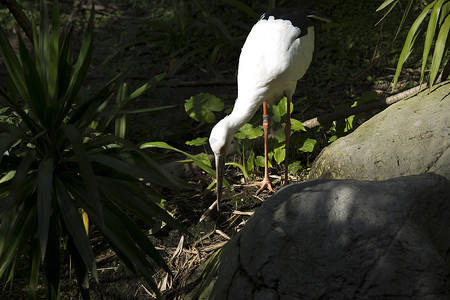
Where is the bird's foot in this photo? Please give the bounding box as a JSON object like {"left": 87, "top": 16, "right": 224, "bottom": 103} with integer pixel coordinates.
{"left": 246, "top": 178, "right": 275, "bottom": 195}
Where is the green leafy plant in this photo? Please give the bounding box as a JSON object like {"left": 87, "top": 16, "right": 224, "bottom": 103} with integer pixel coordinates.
{"left": 377, "top": 0, "right": 450, "bottom": 89}
{"left": 0, "top": 1, "right": 186, "bottom": 298}
{"left": 183, "top": 93, "right": 320, "bottom": 182}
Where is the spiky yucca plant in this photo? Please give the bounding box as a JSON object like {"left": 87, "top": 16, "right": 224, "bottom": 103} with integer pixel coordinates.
{"left": 0, "top": 1, "right": 185, "bottom": 298}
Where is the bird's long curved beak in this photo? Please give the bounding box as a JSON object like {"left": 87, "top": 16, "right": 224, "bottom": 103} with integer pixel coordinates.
{"left": 215, "top": 154, "right": 225, "bottom": 211}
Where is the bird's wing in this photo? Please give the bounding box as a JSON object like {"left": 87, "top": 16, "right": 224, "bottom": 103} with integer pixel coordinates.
{"left": 237, "top": 17, "right": 313, "bottom": 103}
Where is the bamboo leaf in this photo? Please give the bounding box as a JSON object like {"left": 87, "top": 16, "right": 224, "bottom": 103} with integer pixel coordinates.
{"left": 421, "top": 0, "right": 444, "bottom": 84}
{"left": 375, "top": 0, "right": 399, "bottom": 26}
{"left": 376, "top": 0, "right": 398, "bottom": 11}
{"left": 430, "top": 13, "right": 450, "bottom": 86}
{"left": 392, "top": 1, "right": 435, "bottom": 90}
{"left": 395, "top": 0, "right": 416, "bottom": 40}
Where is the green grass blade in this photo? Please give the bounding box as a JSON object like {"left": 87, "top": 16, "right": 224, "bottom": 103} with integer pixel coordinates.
{"left": 392, "top": 1, "right": 435, "bottom": 90}
{"left": 420, "top": 0, "right": 443, "bottom": 84}
{"left": 37, "top": 157, "right": 54, "bottom": 259}
{"left": 430, "top": 13, "right": 450, "bottom": 86}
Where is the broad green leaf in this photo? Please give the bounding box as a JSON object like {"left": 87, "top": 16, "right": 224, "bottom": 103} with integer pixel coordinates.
{"left": 184, "top": 93, "right": 224, "bottom": 123}
{"left": 186, "top": 137, "right": 208, "bottom": 146}
{"left": 235, "top": 123, "right": 263, "bottom": 139}
{"left": 270, "top": 102, "right": 282, "bottom": 122}
{"left": 300, "top": 138, "right": 317, "bottom": 153}
{"left": 274, "top": 147, "right": 285, "bottom": 165}
{"left": 274, "top": 128, "right": 286, "bottom": 143}
{"left": 288, "top": 161, "right": 303, "bottom": 174}
{"left": 37, "top": 157, "right": 54, "bottom": 259}
{"left": 255, "top": 155, "right": 272, "bottom": 168}
{"left": 430, "top": 13, "right": 450, "bottom": 86}
{"left": 392, "top": 2, "right": 435, "bottom": 90}
{"left": 291, "top": 118, "right": 306, "bottom": 131}
{"left": 274, "top": 97, "right": 290, "bottom": 117}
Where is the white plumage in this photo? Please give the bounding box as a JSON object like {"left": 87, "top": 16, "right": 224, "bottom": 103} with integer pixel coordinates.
{"left": 207, "top": 8, "right": 333, "bottom": 214}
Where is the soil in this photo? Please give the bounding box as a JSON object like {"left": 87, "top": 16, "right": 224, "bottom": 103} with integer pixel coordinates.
{"left": 0, "top": 0, "right": 421, "bottom": 299}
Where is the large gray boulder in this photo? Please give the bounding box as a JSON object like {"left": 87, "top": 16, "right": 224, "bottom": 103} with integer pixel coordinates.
{"left": 188, "top": 174, "right": 450, "bottom": 299}
{"left": 308, "top": 82, "right": 450, "bottom": 181}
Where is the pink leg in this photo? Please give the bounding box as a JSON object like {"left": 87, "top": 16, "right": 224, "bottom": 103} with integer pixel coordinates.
{"left": 246, "top": 102, "right": 274, "bottom": 194}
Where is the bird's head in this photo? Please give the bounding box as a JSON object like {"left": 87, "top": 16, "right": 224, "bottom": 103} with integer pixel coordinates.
{"left": 209, "top": 118, "right": 234, "bottom": 211}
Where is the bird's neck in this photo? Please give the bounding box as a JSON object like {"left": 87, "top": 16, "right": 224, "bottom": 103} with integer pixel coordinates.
{"left": 226, "top": 96, "right": 261, "bottom": 133}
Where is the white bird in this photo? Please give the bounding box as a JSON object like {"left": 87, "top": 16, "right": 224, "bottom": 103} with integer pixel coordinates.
{"left": 208, "top": 8, "right": 333, "bottom": 212}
